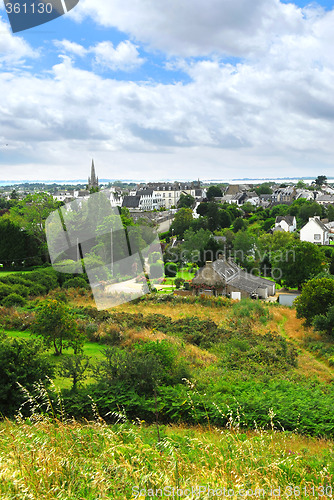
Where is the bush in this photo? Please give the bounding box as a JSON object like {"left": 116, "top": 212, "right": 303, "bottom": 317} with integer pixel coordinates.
{"left": 175, "top": 277, "right": 185, "bottom": 289}
{"left": 63, "top": 277, "right": 90, "bottom": 290}
{"left": 26, "top": 282, "right": 47, "bottom": 296}
{"left": 0, "top": 283, "right": 12, "bottom": 301}
{"left": 2, "top": 293, "right": 26, "bottom": 307}
{"left": 164, "top": 262, "right": 177, "bottom": 277}
{"left": 0, "top": 337, "right": 54, "bottom": 416}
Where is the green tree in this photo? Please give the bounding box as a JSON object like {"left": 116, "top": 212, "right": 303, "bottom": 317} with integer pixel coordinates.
{"left": 313, "top": 306, "right": 334, "bottom": 336}
{"left": 177, "top": 193, "right": 195, "bottom": 209}
{"left": 254, "top": 183, "right": 273, "bottom": 196}
{"left": 296, "top": 180, "right": 307, "bottom": 189}
{"left": 295, "top": 276, "right": 334, "bottom": 325}
{"left": 233, "top": 231, "right": 255, "bottom": 267}
{"left": 219, "top": 210, "right": 232, "bottom": 229}
{"left": 277, "top": 241, "right": 325, "bottom": 289}
{"left": 232, "top": 217, "right": 247, "bottom": 233}
{"left": 207, "top": 202, "right": 220, "bottom": 232}
{"left": 170, "top": 208, "right": 193, "bottom": 238}
{"left": 6, "top": 193, "right": 60, "bottom": 253}
{"left": 0, "top": 337, "right": 53, "bottom": 416}
{"left": 328, "top": 205, "right": 334, "bottom": 222}
{"left": 314, "top": 175, "right": 327, "bottom": 187}
{"left": 196, "top": 202, "right": 208, "bottom": 217}
{"left": 0, "top": 219, "right": 41, "bottom": 268}
{"left": 242, "top": 202, "right": 256, "bottom": 215}
{"left": 206, "top": 186, "right": 222, "bottom": 200}
{"left": 59, "top": 355, "right": 90, "bottom": 390}
{"left": 181, "top": 228, "right": 212, "bottom": 264}
{"left": 34, "top": 299, "right": 79, "bottom": 355}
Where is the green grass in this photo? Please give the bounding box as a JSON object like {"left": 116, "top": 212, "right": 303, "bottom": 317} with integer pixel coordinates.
{"left": 0, "top": 419, "right": 333, "bottom": 500}
{"left": 3, "top": 329, "right": 105, "bottom": 389}
{"left": 0, "top": 270, "right": 32, "bottom": 277}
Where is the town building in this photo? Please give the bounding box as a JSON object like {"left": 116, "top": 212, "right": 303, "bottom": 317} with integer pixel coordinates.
{"left": 300, "top": 216, "right": 330, "bottom": 245}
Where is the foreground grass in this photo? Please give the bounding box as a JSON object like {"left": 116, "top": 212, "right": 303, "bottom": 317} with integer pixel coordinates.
{"left": 0, "top": 420, "right": 333, "bottom": 500}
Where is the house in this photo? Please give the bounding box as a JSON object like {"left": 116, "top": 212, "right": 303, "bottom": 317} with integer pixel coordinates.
{"left": 274, "top": 215, "right": 296, "bottom": 233}
{"left": 271, "top": 187, "right": 296, "bottom": 204}
{"left": 315, "top": 195, "right": 334, "bottom": 206}
{"left": 300, "top": 216, "right": 329, "bottom": 245}
{"left": 295, "top": 189, "right": 315, "bottom": 201}
{"left": 191, "top": 257, "right": 275, "bottom": 299}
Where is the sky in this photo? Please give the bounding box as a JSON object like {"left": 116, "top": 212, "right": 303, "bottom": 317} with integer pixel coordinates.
{"left": 1, "top": 0, "right": 334, "bottom": 182}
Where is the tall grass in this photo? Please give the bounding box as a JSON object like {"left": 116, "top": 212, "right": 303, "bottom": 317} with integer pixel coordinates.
{"left": 1, "top": 412, "right": 333, "bottom": 499}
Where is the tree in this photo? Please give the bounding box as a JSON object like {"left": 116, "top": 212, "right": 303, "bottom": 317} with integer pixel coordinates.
{"left": 0, "top": 337, "right": 53, "bottom": 416}
{"left": 206, "top": 186, "right": 222, "bottom": 200}
{"left": 59, "top": 355, "right": 91, "bottom": 390}
{"left": 298, "top": 201, "right": 323, "bottom": 224}
{"left": 6, "top": 193, "right": 60, "bottom": 253}
{"left": 196, "top": 202, "right": 209, "bottom": 217}
{"left": 296, "top": 180, "right": 307, "bottom": 189}
{"left": 254, "top": 183, "right": 273, "bottom": 195}
{"left": 295, "top": 276, "right": 334, "bottom": 325}
{"left": 277, "top": 241, "right": 325, "bottom": 289}
{"left": 232, "top": 217, "right": 247, "bottom": 233}
{"left": 233, "top": 230, "right": 255, "bottom": 267}
{"left": 328, "top": 205, "right": 334, "bottom": 222}
{"left": 314, "top": 175, "right": 327, "bottom": 187}
{"left": 170, "top": 208, "right": 193, "bottom": 238}
{"left": 177, "top": 193, "right": 195, "bottom": 209}
{"left": 242, "top": 202, "right": 256, "bottom": 215}
{"left": 219, "top": 210, "right": 232, "bottom": 229}
{"left": 181, "top": 228, "right": 212, "bottom": 265}
{"left": 0, "top": 219, "right": 41, "bottom": 268}
{"left": 207, "top": 202, "right": 220, "bottom": 232}
{"left": 313, "top": 306, "right": 334, "bottom": 336}
{"left": 34, "top": 299, "right": 79, "bottom": 355}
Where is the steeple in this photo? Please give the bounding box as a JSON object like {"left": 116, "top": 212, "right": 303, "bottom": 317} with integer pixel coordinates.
{"left": 88, "top": 159, "right": 99, "bottom": 189}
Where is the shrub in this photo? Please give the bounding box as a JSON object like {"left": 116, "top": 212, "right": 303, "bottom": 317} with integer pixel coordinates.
{"left": 2, "top": 293, "right": 26, "bottom": 307}
{"left": 164, "top": 262, "right": 177, "bottom": 277}
{"left": 63, "top": 277, "right": 90, "bottom": 290}
{"left": 175, "top": 277, "right": 185, "bottom": 289}
{"left": 0, "top": 337, "right": 54, "bottom": 416}
{"left": 0, "top": 283, "right": 12, "bottom": 301}
{"left": 26, "top": 282, "right": 47, "bottom": 296}
{"left": 10, "top": 284, "right": 30, "bottom": 298}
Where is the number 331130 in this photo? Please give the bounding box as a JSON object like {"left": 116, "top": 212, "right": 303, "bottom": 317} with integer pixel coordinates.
{"left": 5, "top": 3, "right": 53, "bottom": 14}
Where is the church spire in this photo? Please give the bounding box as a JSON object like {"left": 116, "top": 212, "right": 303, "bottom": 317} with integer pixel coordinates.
{"left": 88, "top": 159, "right": 99, "bottom": 189}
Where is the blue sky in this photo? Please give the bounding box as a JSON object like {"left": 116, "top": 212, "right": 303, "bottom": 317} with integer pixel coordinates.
{"left": 1, "top": 0, "right": 334, "bottom": 181}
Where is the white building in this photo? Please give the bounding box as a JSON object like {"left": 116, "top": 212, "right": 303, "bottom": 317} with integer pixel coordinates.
{"left": 275, "top": 216, "right": 296, "bottom": 232}
{"left": 300, "top": 216, "right": 329, "bottom": 245}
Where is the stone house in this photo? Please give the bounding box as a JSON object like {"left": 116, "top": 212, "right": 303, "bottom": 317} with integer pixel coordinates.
{"left": 191, "top": 257, "right": 275, "bottom": 299}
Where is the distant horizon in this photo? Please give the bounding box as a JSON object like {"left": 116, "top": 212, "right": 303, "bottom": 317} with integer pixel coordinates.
{"left": 0, "top": 176, "right": 331, "bottom": 188}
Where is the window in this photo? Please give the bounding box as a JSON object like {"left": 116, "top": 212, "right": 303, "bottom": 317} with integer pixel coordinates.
{"left": 314, "top": 234, "right": 321, "bottom": 240}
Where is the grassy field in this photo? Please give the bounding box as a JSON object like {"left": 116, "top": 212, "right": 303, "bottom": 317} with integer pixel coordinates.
{"left": 0, "top": 419, "right": 333, "bottom": 499}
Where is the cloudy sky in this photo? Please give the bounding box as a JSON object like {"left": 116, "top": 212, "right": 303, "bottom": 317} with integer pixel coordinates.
{"left": 0, "top": 0, "right": 334, "bottom": 182}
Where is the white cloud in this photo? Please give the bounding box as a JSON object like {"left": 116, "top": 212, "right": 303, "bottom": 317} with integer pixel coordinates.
{"left": 91, "top": 41, "right": 144, "bottom": 72}
{"left": 53, "top": 39, "right": 144, "bottom": 72}
{"left": 0, "top": 17, "right": 38, "bottom": 66}
{"left": 54, "top": 39, "right": 88, "bottom": 57}
{"left": 2, "top": 3, "right": 334, "bottom": 180}
{"left": 72, "top": 0, "right": 305, "bottom": 57}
